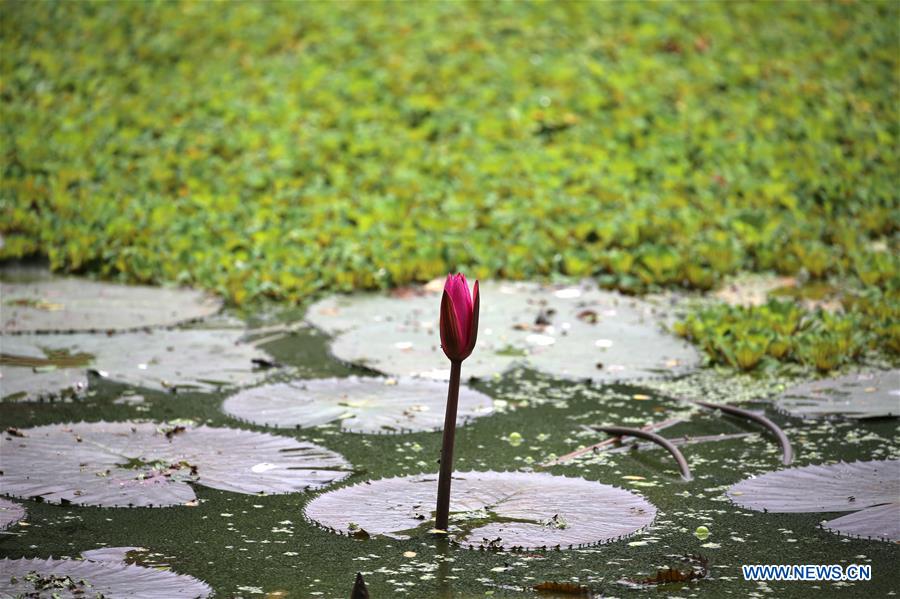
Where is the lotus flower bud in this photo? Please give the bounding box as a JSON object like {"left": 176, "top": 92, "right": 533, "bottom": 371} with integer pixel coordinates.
{"left": 439, "top": 273, "right": 479, "bottom": 362}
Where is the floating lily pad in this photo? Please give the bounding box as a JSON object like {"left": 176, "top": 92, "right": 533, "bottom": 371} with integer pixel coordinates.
{"left": 823, "top": 502, "right": 900, "bottom": 542}
{"left": 304, "top": 471, "right": 657, "bottom": 550}
{"left": 0, "top": 422, "right": 351, "bottom": 507}
{"left": 222, "top": 376, "right": 494, "bottom": 434}
{"left": 0, "top": 498, "right": 25, "bottom": 530}
{"left": 775, "top": 370, "right": 899, "bottom": 419}
{"left": 1, "top": 277, "right": 222, "bottom": 334}
{"left": 1, "top": 329, "right": 273, "bottom": 399}
{"left": 727, "top": 460, "right": 900, "bottom": 542}
{"left": 0, "top": 558, "right": 212, "bottom": 598}
{"left": 306, "top": 281, "right": 699, "bottom": 382}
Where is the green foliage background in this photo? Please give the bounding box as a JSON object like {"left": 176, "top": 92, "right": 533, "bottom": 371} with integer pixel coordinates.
{"left": 2, "top": 0, "right": 898, "bottom": 370}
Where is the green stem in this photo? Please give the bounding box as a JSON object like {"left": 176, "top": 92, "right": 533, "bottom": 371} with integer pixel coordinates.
{"left": 435, "top": 359, "right": 462, "bottom": 531}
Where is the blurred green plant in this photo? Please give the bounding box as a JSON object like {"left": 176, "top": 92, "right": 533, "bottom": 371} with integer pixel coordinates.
{"left": 0, "top": 1, "right": 897, "bottom": 370}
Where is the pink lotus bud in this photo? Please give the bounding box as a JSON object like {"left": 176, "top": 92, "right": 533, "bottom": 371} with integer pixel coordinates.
{"left": 439, "top": 273, "right": 479, "bottom": 362}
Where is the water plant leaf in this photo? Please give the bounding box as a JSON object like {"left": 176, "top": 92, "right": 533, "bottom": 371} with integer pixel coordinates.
{"left": 222, "top": 376, "right": 494, "bottom": 434}
{"left": 81, "top": 547, "right": 145, "bottom": 563}
{"left": 1, "top": 278, "right": 222, "bottom": 333}
{"left": 305, "top": 471, "right": 657, "bottom": 550}
{"left": 775, "top": 370, "right": 899, "bottom": 419}
{"left": 822, "top": 502, "right": 900, "bottom": 542}
{"left": 1, "top": 329, "right": 274, "bottom": 399}
{"left": 0, "top": 557, "right": 212, "bottom": 598}
{"left": 0, "top": 498, "right": 25, "bottom": 530}
{"left": 306, "top": 282, "right": 699, "bottom": 382}
{"left": 727, "top": 460, "right": 900, "bottom": 542}
{"left": 0, "top": 421, "right": 351, "bottom": 507}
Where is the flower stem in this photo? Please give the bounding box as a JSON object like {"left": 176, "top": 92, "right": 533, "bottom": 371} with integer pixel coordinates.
{"left": 435, "top": 359, "right": 462, "bottom": 531}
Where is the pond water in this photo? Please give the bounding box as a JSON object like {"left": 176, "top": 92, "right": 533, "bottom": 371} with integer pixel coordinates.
{"left": 1, "top": 303, "right": 898, "bottom": 598}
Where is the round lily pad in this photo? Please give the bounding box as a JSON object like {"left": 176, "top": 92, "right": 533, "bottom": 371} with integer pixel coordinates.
{"left": 727, "top": 460, "right": 900, "bottom": 542}
{"left": 1, "top": 329, "right": 274, "bottom": 400}
{"left": 775, "top": 370, "right": 899, "bottom": 419}
{"left": 0, "top": 421, "right": 352, "bottom": 507}
{"left": 0, "top": 558, "right": 212, "bottom": 598}
{"left": 0, "top": 498, "right": 25, "bottom": 530}
{"left": 304, "top": 471, "right": 657, "bottom": 550}
{"left": 305, "top": 281, "right": 699, "bottom": 382}
{"left": 222, "top": 376, "right": 494, "bottom": 434}
{"left": 1, "top": 277, "right": 222, "bottom": 334}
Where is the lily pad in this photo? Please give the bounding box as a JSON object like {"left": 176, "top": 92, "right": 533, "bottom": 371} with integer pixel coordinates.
{"left": 775, "top": 370, "right": 899, "bottom": 419}
{"left": 0, "top": 498, "right": 25, "bottom": 530}
{"left": 0, "top": 558, "right": 212, "bottom": 598}
{"left": 306, "top": 281, "right": 699, "bottom": 382}
{"left": 1, "top": 329, "right": 274, "bottom": 399}
{"left": 304, "top": 471, "right": 657, "bottom": 550}
{"left": 727, "top": 460, "right": 900, "bottom": 542}
{"left": 222, "top": 376, "right": 494, "bottom": 434}
{"left": 0, "top": 421, "right": 351, "bottom": 507}
{"left": 1, "top": 277, "right": 222, "bottom": 334}
{"left": 823, "top": 502, "right": 900, "bottom": 542}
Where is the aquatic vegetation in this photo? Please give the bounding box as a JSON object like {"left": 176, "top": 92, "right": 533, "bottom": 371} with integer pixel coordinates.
{"left": 2, "top": 1, "right": 896, "bottom": 371}
{"left": 222, "top": 376, "right": 494, "bottom": 434}
{"left": 0, "top": 558, "right": 212, "bottom": 598}
{"left": 776, "top": 369, "right": 899, "bottom": 419}
{"left": 306, "top": 281, "right": 699, "bottom": 382}
{"left": 304, "top": 471, "right": 657, "bottom": 550}
{"left": 590, "top": 425, "right": 692, "bottom": 480}
{"left": 0, "top": 498, "right": 25, "bottom": 530}
{"left": 436, "top": 273, "right": 480, "bottom": 531}
{"left": 1, "top": 277, "right": 221, "bottom": 333}
{"left": 674, "top": 296, "right": 898, "bottom": 372}
{"left": 727, "top": 459, "right": 900, "bottom": 542}
{"left": 1, "top": 328, "right": 274, "bottom": 399}
{"left": 0, "top": 421, "right": 351, "bottom": 507}
{"left": 694, "top": 401, "right": 794, "bottom": 465}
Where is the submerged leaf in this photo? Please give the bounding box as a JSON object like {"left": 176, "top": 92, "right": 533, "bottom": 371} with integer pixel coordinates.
{"left": 0, "top": 558, "right": 212, "bottom": 598}
{"left": 727, "top": 460, "right": 900, "bottom": 542}
{"left": 306, "top": 281, "right": 699, "bottom": 382}
{"left": 305, "top": 471, "right": 657, "bottom": 550}
{"left": 223, "top": 376, "right": 493, "bottom": 434}
{"left": 1, "top": 277, "right": 221, "bottom": 333}
{"left": 0, "top": 421, "right": 351, "bottom": 507}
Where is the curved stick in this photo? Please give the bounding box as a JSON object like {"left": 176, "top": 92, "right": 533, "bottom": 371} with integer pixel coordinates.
{"left": 592, "top": 426, "right": 693, "bottom": 481}
{"left": 542, "top": 417, "right": 684, "bottom": 467}
{"left": 694, "top": 401, "right": 793, "bottom": 465}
